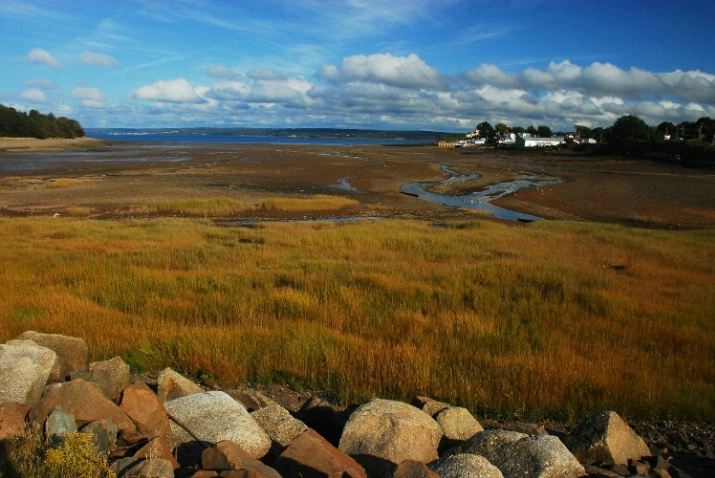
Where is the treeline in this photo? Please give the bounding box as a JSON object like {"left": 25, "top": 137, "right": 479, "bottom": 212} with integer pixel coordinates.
{"left": 0, "top": 104, "right": 84, "bottom": 139}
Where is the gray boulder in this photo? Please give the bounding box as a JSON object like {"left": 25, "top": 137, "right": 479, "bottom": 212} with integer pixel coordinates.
{"left": 338, "top": 399, "right": 442, "bottom": 476}
{"left": 0, "top": 340, "right": 58, "bottom": 407}
{"left": 17, "top": 331, "right": 88, "bottom": 381}
{"left": 462, "top": 429, "right": 528, "bottom": 457}
{"left": 80, "top": 418, "right": 118, "bottom": 455}
{"left": 251, "top": 404, "right": 307, "bottom": 448}
{"left": 72, "top": 356, "right": 130, "bottom": 402}
{"left": 157, "top": 367, "right": 204, "bottom": 402}
{"left": 434, "top": 406, "right": 484, "bottom": 443}
{"left": 564, "top": 410, "right": 651, "bottom": 465}
{"left": 411, "top": 396, "right": 450, "bottom": 418}
{"left": 430, "top": 454, "right": 504, "bottom": 478}
{"left": 164, "top": 391, "right": 271, "bottom": 459}
{"left": 46, "top": 407, "right": 77, "bottom": 447}
{"left": 479, "top": 434, "right": 585, "bottom": 478}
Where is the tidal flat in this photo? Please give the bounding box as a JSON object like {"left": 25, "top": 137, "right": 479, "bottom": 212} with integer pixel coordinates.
{"left": 0, "top": 141, "right": 713, "bottom": 422}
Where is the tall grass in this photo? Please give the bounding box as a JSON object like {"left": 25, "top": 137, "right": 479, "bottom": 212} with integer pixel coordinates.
{"left": 0, "top": 217, "right": 713, "bottom": 422}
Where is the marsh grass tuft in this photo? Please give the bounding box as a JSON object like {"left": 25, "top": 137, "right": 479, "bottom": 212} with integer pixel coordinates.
{"left": 0, "top": 217, "right": 713, "bottom": 422}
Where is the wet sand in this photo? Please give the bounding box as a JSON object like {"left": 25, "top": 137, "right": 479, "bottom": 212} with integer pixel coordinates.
{"left": 1, "top": 139, "right": 714, "bottom": 228}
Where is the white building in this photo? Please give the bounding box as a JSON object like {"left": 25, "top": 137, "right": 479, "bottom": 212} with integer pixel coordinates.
{"left": 515, "top": 134, "right": 565, "bottom": 148}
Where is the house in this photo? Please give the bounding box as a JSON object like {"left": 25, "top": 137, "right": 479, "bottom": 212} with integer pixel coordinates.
{"left": 514, "top": 134, "right": 565, "bottom": 148}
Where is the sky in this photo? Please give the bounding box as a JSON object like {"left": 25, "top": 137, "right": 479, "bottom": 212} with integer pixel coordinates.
{"left": 1, "top": 0, "right": 714, "bottom": 132}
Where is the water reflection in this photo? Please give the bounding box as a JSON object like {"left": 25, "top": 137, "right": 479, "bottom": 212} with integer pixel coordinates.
{"left": 401, "top": 166, "right": 562, "bottom": 222}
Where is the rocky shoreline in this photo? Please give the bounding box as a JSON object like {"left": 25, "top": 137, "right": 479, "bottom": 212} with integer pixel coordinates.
{"left": 1, "top": 332, "right": 713, "bottom": 478}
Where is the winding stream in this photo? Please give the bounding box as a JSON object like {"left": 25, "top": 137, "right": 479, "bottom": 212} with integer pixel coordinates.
{"left": 401, "top": 165, "right": 563, "bottom": 222}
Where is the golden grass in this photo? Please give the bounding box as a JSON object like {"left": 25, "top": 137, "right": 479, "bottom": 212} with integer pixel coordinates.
{"left": 0, "top": 217, "right": 713, "bottom": 422}
{"left": 259, "top": 194, "right": 359, "bottom": 211}
{"left": 38, "top": 178, "right": 94, "bottom": 189}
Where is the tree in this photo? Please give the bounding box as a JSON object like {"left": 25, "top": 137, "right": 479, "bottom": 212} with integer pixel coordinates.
{"left": 526, "top": 125, "right": 537, "bottom": 136}
{"left": 536, "top": 125, "right": 552, "bottom": 138}
{"left": 609, "top": 115, "right": 649, "bottom": 145}
{"left": 575, "top": 124, "right": 591, "bottom": 139}
{"left": 511, "top": 126, "right": 525, "bottom": 134}
{"left": 495, "top": 123, "right": 509, "bottom": 136}
{"left": 475, "top": 121, "right": 495, "bottom": 140}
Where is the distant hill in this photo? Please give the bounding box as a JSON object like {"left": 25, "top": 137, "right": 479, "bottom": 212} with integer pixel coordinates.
{"left": 0, "top": 104, "right": 85, "bottom": 139}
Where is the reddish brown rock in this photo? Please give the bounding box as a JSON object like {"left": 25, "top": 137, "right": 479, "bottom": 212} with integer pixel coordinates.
{"left": 274, "top": 428, "right": 367, "bottom": 478}
{"left": 30, "top": 378, "right": 137, "bottom": 438}
{"left": 393, "top": 459, "right": 441, "bottom": 478}
{"left": 201, "top": 441, "right": 280, "bottom": 478}
{"left": 134, "top": 437, "right": 180, "bottom": 470}
{"left": 120, "top": 380, "right": 171, "bottom": 439}
{"left": 0, "top": 402, "right": 30, "bottom": 440}
{"left": 72, "top": 356, "right": 130, "bottom": 402}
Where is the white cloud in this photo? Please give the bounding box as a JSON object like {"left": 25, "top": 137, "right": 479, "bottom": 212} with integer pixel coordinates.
{"left": 320, "top": 53, "right": 444, "bottom": 89}
{"left": 78, "top": 51, "right": 119, "bottom": 68}
{"left": 72, "top": 87, "right": 106, "bottom": 108}
{"left": 25, "top": 79, "right": 54, "bottom": 90}
{"left": 25, "top": 48, "right": 61, "bottom": 68}
{"left": 133, "top": 78, "right": 205, "bottom": 103}
{"left": 21, "top": 88, "right": 47, "bottom": 102}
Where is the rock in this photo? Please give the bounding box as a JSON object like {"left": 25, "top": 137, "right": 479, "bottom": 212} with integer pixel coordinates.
{"left": 164, "top": 391, "right": 271, "bottom": 459}
{"left": 483, "top": 435, "right": 585, "bottom": 478}
{"left": 113, "top": 457, "right": 175, "bottom": 478}
{"left": 411, "top": 396, "right": 450, "bottom": 418}
{"left": 133, "top": 437, "right": 181, "bottom": 470}
{"left": 228, "top": 388, "right": 278, "bottom": 412}
{"left": 393, "top": 459, "right": 440, "bottom": 478}
{"left": 429, "top": 454, "right": 504, "bottom": 478}
{"left": 434, "top": 406, "right": 484, "bottom": 443}
{"left": 80, "top": 418, "right": 118, "bottom": 455}
{"left": 462, "top": 429, "right": 528, "bottom": 457}
{"left": 273, "top": 428, "right": 367, "bottom": 478}
{"left": 46, "top": 407, "right": 77, "bottom": 447}
{"left": 72, "top": 356, "right": 130, "bottom": 402}
{"left": 120, "top": 379, "right": 171, "bottom": 439}
{"left": 30, "top": 378, "right": 137, "bottom": 439}
{"left": 201, "top": 440, "right": 281, "bottom": 478}
{"left": 157, "top": 367, "right": 204, "bottom": 402}
{"left": 338, "top": 399, "right": 442, "bottom": 477}
{"left": 17, "top": 331, "right": 88, "bottom": 380}
{"left": 564, "top": 411, "right": 651, "bottom": 465}
{"left": 0, "top": 340, "right": 58, "bottom": 407}
{"left": 251, "top": 404, "right": 308, "bottom": 447}
{"left": 0, "top": 402, "right": 30, "bottom": 440}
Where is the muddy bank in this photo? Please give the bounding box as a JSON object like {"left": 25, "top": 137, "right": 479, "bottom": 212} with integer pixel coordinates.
{"left": 1, "top": 143, "right": 714, "bottom": 228}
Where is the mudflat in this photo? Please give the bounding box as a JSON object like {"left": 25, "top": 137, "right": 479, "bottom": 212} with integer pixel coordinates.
{"left": 1, "top": 139, "right": 713, "bottom": 228}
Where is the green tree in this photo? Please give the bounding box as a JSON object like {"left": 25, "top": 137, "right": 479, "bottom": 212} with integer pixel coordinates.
{"left": 536, "top": 125, "right": 552, "bottom": 138}
{"left": 526, "top": 125, "right": 537, "bottom": 136}
{"left": 609, "top": 115, "right": 649, "bottom": 145}
{"left": 475, "top": 121, "right": 495, "bottom": 140}
{"left": 495, "top": 122, "right": 509, "bottom": 135}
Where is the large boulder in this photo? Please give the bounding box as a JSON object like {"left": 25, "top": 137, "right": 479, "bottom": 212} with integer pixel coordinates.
{"left": 17, "top": 331, "right": 88, "bottom": 381}
{"left": 434, "top": 406, "right": 484, "bottom": 444}
{"left": 45, "top": 407, "right": 78, "bottom": 447}
{"left": 157, "top": 368, "right": 204, "bottom": 402}
{"left": 410, "top": 396, "right": 450, "bottom": 418}
{"left": 72, "top": 356, "right": 130, "bottom": 402}
{"left": 472, "top": 434, "right": 585, "bottom": 478}
{"left": 202, "top": 440, "right": 281, "bottom": 478}
{"left": 30, "top": 378, "right": 137, "bottom": 439}
{"left": 251, "top": 404, "right": 307, "bottom": 448}
{"left": 430, "top": 454, "right": 504, "bottom": 478}
{"left": 564, "top": 410, "right": 651, "bottom": 465}
{"left": 338, "top": 399, "right": 442, "bottom": 476}
{"left": 164, "top": 391, "right": 271, "bottom": 459}
{"left": 273, "top": 428, "right": 367, "bottom": 478}
{"left": 462, "top": 429, "right": 528, "bottom": 457}
{"left": 0, "top": 340, "right": 58, "bottom": 407}
{"left": 113, "top": 456, "right": 175, "bottom": 478}
{"left": 120, "top": 380, "right": 171, "bottom": 440}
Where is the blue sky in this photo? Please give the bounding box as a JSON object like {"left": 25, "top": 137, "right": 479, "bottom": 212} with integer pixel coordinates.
{"left": 1, "top": 0, "right": 714, "bottom": 131}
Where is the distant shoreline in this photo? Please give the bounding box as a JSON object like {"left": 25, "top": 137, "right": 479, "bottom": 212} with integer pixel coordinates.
{"left": 0, "top": 137, "right": 106, "bottom": 152}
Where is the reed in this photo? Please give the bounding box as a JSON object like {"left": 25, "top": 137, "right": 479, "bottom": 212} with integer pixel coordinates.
{"left": 0, "top": 217, "right": 712, "bottom": 422}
